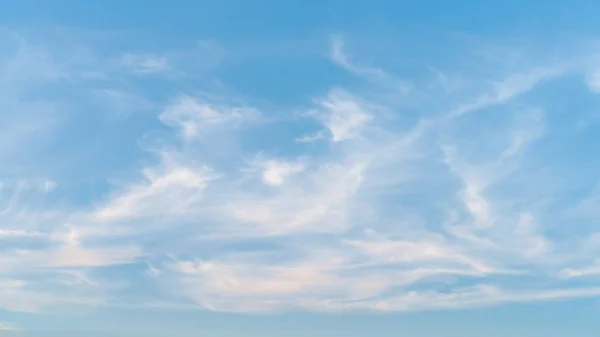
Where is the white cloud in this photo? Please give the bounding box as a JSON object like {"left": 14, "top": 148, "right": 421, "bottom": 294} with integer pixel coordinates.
{"left": 0, "top": 323, "right": 16, "bottom": 331}
{"left": 159, "top": 96, "right": 260, "bottom": 140}
{"left": 441, "top": 144, "right": 492, "bottom": 225}
{"left": 3, "top": 27, "right": 600, "bottom": 316}
{"left": 310, "top": 89, "right": 373, "bottom": 142}
{"left": 0, "top": 277, "right": 105, "bottom": 313}
{"left": 147, "top": 263, "right": 161, "bottom": 277}
{"left": 249, "top": 158, "right": 305, "bottom": 186}
{"left": 586, "top": 67, "right": 600, "bottom": 93}
{"left": 295, "top": 130, "right": 327, "bottom": 143}
{"left": 94, "top": 163, "right": 213, "bottom": 220}
{"left": 329, "top": 36, "right": 412, "bottom": 94}
{"left": 330, "top": 35, "right": 389, "bottom": 80}
{"left": 0, "top": 229, "right": 43, "bottom": 238}
{"left": 561, "top": 266, "right": 600, "bottom": 278}
{"left": 119, "top": 53, "right": 170, "bottom": 74}
{"left": 367, "top": 285, "right": 600, "bottom": 312}
{"left": 450, "top": 67, "right": 563, "bottom": 118}
{"left": 501, "top": 108, "right": 545, "bottom": 158}
{"left": 227, "top": 161, "right": 367, "bottom": 234}
{"left": 116, "top": 40, "right": 223, "bottom": 77}
{"left": 0, "top": 240, "right": 141, "bottom": 270}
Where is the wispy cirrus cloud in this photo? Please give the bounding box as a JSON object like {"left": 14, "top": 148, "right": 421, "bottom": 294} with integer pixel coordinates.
{"left": 449, "top": 67, "right": 564, "bottom": 118}
{"left": 330, "top": 35, "right": 413, "bottom": 95}
{"left": 0, "top": 323, "right": 16, "bottom": 331}
{"left": 116, "top": 40, "right": 223, "bottom": 77}
{"left": 3, "top": 27, "right": 600, "bottom": 317}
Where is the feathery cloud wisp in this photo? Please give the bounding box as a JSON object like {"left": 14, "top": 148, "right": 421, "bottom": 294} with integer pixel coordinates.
{"left": 2, "top": 28, "right": 600, "bottom": 315}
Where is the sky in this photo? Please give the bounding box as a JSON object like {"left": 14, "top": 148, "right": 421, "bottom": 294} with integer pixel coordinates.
{"left": 3, "top": 0, "right": 600, "bottom": 336}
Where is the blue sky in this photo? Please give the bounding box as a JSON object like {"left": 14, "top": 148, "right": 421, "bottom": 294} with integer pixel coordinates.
{"left": 3, "top": 0, "right": 600, "bottom": 336}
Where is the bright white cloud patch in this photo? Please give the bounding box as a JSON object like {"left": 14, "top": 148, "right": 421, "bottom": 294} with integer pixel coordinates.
{"left": 253, "top": 158, "right": 305, "bottom": 186}
{"left": 3, "top": 28, "right": 600, "bottom": 316}
{"left": 317, "top": 89, "right": 373, "bottom": 142}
